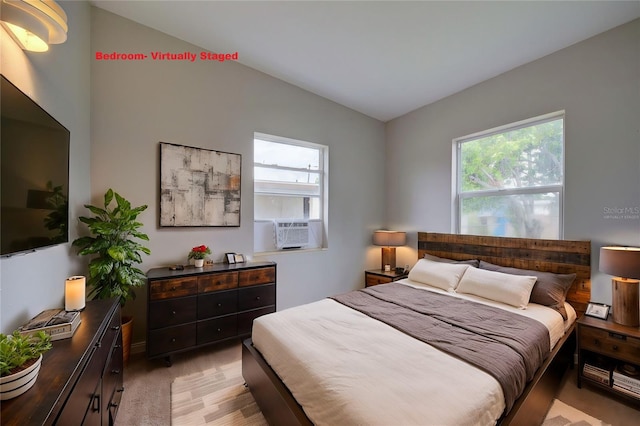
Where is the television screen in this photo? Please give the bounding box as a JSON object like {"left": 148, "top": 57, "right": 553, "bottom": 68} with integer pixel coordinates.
{"left": 1, "top": 75, "right": 70, "bottom": 256}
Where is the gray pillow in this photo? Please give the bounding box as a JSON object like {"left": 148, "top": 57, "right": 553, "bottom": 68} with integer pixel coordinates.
{"left": 478, "top": 261, "right": 576, "bottom": 320}
{"left": 424, "top": 253, "right": 479, "bottom": 268}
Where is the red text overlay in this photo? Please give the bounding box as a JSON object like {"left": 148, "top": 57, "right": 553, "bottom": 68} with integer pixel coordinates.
{"left": 95, "top": 51, "right": 239, "bottom": 63}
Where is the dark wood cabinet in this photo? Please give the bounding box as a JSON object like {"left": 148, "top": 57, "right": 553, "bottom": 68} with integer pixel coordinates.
{"left": 577, "top": 314, "right": 640, "bottom": 404}
{"left": 146, "top": 261, "right": 276, "bottom": 363}
{"left": 1, "top": 298, "right": 123, "bottom": 425}
{"left": 365, "top": 269, "right": 408, "bottom": 287}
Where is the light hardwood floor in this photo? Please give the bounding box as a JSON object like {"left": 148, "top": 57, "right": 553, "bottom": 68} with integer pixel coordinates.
{"left": 116, "top": 339, "right": 639, "bottom": 425}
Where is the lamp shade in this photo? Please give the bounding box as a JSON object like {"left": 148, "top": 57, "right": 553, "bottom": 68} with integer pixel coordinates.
{"left": 599, "top": 246, "right": 640, "bottom": 279}
{"left": 373, "top": 230, "right": 406, "bottom": 247}
{"left": 0, "top": 0, "right": 68, "bottom": 52}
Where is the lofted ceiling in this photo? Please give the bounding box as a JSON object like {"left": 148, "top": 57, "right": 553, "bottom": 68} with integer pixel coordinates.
{"left": 90, "top": 1, "right": 640, "bottom": 122}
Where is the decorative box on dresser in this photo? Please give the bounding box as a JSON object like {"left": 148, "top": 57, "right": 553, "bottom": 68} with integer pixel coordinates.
{"left": 146, "top": 261, "right": 276, "bottom": 365}
{"left": 1, "top": 298, "right": 123, "bottom": 425}
{"left": 577, "top": 314, "right": 640, "bottom": 404}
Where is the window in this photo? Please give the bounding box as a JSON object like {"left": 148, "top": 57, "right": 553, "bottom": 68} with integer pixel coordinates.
{"left": 254, "top": 133, "right": 327, "bottom": 251}
{"left": 454, "top": 111, "right": 564, "bottom": 239}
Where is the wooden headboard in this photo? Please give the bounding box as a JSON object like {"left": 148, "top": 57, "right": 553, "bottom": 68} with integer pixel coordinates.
{"left": 418, "top": 232, "right": 591, "bottom": 315}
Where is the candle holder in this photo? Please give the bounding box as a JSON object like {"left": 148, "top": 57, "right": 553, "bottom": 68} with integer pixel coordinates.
{"left": 65, "top": 276, "right": 86, "bottom": 312}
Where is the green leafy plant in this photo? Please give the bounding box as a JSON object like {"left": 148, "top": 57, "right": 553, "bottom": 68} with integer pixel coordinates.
{"left": 188, "top": 245, "right": 211, "bottom": 260}
{"left": 0, "top": 331, "right": 52, "bottom": 377}
{"left": 72, "top": 189, "right": 151, "bottom": 306}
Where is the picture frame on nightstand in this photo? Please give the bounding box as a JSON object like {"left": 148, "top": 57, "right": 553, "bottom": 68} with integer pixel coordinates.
{"left": 585, "top": 302, "right": 610, "bottom": 319}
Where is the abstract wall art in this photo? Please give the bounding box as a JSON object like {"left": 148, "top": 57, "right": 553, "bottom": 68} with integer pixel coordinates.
{"left": 160, "top": 142, "right": 241, "bottom": 227}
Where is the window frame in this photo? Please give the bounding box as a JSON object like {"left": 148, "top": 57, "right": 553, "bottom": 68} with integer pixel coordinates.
{"left": 253, "top": 132, "right": 328, "bottom": 251}
{"left": 453, "top": 111, "right": 565, "bottom": 239}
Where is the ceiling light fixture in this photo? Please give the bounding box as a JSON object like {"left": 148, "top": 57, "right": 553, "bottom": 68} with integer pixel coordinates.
{"left": 0, "top": 0, "right": 67, "bottom": 52}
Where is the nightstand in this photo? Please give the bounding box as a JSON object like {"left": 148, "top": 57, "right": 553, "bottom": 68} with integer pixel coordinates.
{"left": 365, "top": 269, "right": 408, "bottom": 287}
{"left": 577, "top": 314, "right": 640, "bottom": 404}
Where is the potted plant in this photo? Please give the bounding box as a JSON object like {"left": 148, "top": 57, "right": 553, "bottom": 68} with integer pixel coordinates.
{"left": 0, "top": 331, "right": 52, "bottom": 400}
{"left": 188, "top": 245, "right": 211, "bottom": 267}
{"left": 72, "top": 189, "right": 150, "bottom": 363}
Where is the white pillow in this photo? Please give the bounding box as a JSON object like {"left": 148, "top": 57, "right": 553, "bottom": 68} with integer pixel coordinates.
{"left": 456, "top": 267, "right": 537, "bottom": 309}
{"left": 408, "top": 259, "right": 470, "bottom": 291}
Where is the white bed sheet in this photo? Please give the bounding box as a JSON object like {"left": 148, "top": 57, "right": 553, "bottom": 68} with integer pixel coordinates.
{"left": 252, "top": 281, "right": 576, "bottom": 426}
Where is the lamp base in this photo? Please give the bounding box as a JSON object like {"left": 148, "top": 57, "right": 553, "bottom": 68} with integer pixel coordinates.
{"left": 612, "top": 278, "right": 639, "bottom": 327}
{"left": 381, "top": 247, "right": 397, "bottom": 271}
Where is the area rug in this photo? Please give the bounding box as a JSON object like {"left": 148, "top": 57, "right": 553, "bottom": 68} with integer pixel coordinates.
{"left": 171, "top": 360, "right": 267, "bottom": 425}
{"left": 542, "top": 399, "right": 610, "bottom": 426}
{"left": 171, "top": 362, "right": 607, "bottom": 426}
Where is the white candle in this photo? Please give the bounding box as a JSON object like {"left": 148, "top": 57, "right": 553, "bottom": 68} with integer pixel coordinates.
{"left": 65, "top": 276, "right": 86, "bottom": 311}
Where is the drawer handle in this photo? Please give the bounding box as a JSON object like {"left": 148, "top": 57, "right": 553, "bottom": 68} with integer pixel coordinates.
{"left": 171, "top": 286, "right": 176, "bottom": 291}
{"left": 112, "top": 369, "right": 120, "bottom": 374}
{"left": 217, "top": 328, "right": 222, "bottom": 332}
{"left": 171, "top": 338, "right": 176, "bottom": 343}
{"left": 593, "top": 339, "right": 600, "bottom": 346}
{"left": 612, "top": 345, "right": 619, "bottom": 351}
{"left": 217, "top": 303, "right": 222, "bottom": 307}
{"left": 111, "top": 325, "right": 121, "bottom": 331}
{"left": 171, "top": 310, "right": 176, "bottom": 316}
{"left": 92, "top": 394, "right": 100, "bottom": 412}
{"left": 110, "top": 402, "right": 119, "bottom": 408}
{"left": 256, "top": 296, "right": 261, "bottom": 300}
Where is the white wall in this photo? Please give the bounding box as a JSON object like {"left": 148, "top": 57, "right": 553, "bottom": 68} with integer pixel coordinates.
{"left": 90, "top": 8, "right": 386, "bottom": 343}
{"left": 0, "top": 1, "right": 92, "bottom": 333}
{"left": 386, "top": 19, "right": 640, "bottom": 306}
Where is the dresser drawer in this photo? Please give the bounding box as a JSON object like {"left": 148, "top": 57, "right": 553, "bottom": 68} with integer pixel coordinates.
{"left": 148, "top": 323, "right": 196, "bottom": 357}
{"left": 149, "top": 296, "right": 197, "bottom": 329}
{"left": 198, "top": 272, "right": 238, "bottom": 293}
{"left": 580, "top": 325, "right": 640, "bottom": 362}
{"left": 150, "top": 277, "right": 197, "bottom": 300}
{"left": 366, "top": 275, "right": 392, "bottom": 286}
{"left": 239, "top": 267, "right": 275, "bottom": 287}
{"left": 197, "top": 315, "right": 237, "bottom": 345}
{"left": 238, "top": 306, "right": 275, "bottom": 335}
{"left": 239, "top": 284, "right": 276, "bottom": 311}
{"left": 198, "top": 289, "right": 238, "bottom": 319}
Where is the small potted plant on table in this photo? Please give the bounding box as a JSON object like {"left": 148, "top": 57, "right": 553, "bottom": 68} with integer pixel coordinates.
{"left": 0, "top": 331, "right": 52, "bottom": 400}
{"left": 188, "top": 245, "right": 211, "bottom": 267}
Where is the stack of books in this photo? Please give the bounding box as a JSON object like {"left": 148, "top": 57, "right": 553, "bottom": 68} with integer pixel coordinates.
{"left": 582, "top": 355, "right": 614, "bottom": 385}
{"left": 612, "top": 364, "right": 640, "bottom": 399}
{"left": 18, "top": 309, "right": 82, "bottom": 341}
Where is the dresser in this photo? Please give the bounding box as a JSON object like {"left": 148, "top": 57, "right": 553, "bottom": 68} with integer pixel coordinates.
{"left": 146, "top": 261, "right": 276, "bottom": 365}
{"left": 1, "top": 298, "right": 123, "bottom": 425}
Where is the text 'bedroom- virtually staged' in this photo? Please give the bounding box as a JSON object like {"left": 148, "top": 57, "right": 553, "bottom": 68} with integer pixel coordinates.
{"left": 1, "top": 1, "right": 639, "bottom": 425}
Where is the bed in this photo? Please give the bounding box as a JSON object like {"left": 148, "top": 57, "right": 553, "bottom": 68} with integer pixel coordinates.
{"left": 242, "top": 232, "right": 591, "bottom": 426}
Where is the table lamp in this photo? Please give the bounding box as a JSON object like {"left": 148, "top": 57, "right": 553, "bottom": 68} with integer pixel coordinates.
{"left": 373, "top": 230, "right": 406, "bottom": 271}
{"left": 599, "top": 246, "right": 640, "bottom": 326}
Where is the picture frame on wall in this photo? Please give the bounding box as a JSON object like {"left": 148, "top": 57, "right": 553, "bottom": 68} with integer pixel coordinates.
{"left": 226, "top": 253, "right": 236, "bottom": 264}
{"left": 159, "top": 142, "right": 241, "bottom": 227}
{"left": 585, "top": 303, "right": 610, "bottom": 320}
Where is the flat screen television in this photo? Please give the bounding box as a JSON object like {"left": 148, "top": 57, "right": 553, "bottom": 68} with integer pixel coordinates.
{"left": 1, "top": 75, "right": 70, "bottom": 257}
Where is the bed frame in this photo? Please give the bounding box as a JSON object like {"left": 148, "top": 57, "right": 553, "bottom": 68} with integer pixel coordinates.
{"left": 242, "top": 232, "right": 591, "bottom": 426}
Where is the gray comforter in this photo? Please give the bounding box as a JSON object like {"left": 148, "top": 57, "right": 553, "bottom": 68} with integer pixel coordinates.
{"left": 331, "top": 283, "right": 550, "bottom": 413}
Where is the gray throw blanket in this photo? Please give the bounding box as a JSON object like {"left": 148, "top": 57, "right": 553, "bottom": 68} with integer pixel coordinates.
{"left": 331, "top": 284, "right": 550, "bottom": 413}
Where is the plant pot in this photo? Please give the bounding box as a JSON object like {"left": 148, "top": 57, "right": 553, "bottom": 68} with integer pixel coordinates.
{"left": 194, "top": 259, "right": 204, "bottom": 268}
{"left": 121, "top": 316, "right": 133, "bottom": 365}
{"left": 0, "top": 354, "right": 42, "bottom": 400}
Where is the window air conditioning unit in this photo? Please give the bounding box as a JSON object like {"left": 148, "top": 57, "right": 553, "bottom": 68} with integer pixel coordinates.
{"left": 274, "top": 220, "right": 309, "bottom": 249}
